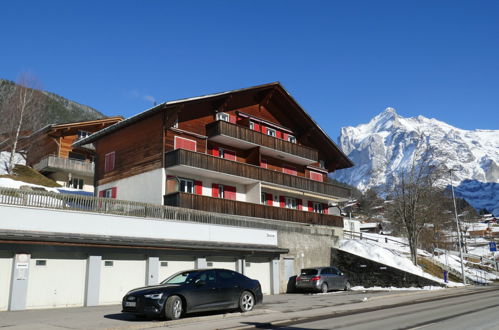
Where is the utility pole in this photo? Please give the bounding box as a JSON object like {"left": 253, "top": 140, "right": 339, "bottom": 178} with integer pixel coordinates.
{"left": 449, "top": 169, "right": 466, "bottom": 285}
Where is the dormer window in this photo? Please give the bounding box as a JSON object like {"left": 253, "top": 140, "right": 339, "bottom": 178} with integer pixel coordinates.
{"left": 249, "top": 121, "right": 254, "bottom": 130}
{"left": 266, "top": 128, "right": 276, "bottom": 137}
{"left": 77, "top": 131, "right": 90, "bottom": 140}
{"left": 288, "top": 135, "right": 296, "bottom": 143}
{"left": 216, "top": 112, "right": 230, "bottom": 122}
{"left": 319, "top": 160, "right": 326, "bottom": 169}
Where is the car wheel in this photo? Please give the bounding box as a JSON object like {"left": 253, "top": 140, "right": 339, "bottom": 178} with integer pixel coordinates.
{"left": 344, "top": 281, "right": 351, "bottom": 291}
{"left": 164, "top": 295, "right": 183, "bottom": 320}
{"left": 239, "top": 291, "right": 255, "bottom": 312}
{"left": 321, "top": 283, "right": 328, "bottom": 293}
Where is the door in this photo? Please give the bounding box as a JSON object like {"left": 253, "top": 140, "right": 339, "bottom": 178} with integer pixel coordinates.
{"left": 185, "top": 270, "right": 219, "bottom": 312}
{"left": 244, "top": 258, "right": 271, "bottom": 295}
{"left": 216, "top": 269, "right": 241, "bottom": 307}
{"left": 284, "top": 258, "right": 295, "bottom": 292}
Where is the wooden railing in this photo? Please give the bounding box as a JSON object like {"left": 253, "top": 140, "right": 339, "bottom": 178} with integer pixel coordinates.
{"left": 206, "top": 121, "right": 318, "bottom": 161}
{"left": 164, "top": 149, "right": 351, "bottom": 199}
{"left": 164, "top": 192, "right": 344, "bottom": 227}
{"left": 0, "top": 187, "right": 328, "bottom": 233}
{"left": 33, "top": 155, "right": 94, "bottom": 176}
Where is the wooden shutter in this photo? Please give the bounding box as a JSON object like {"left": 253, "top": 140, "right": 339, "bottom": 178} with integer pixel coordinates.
{"left": 253, "top": 122, "right": 260, "bottom": 132}
{"left": 283, "top": 166, "right": 297, "bottom": 176}
{"left": 111, "top": 187, "right": 117, "bottom": 199}
{"left": 225, "top": 185, "right": 236, "bottom": 200}
{"left": 297, "top": 198, "right": 302, "bottom": 210}
{"left": 282, "top": 133, "right": 288, "bottom": 141}
{"left": 211, "top": 147, "right": 220, "bottom": 157}
{"left": 261, "top": 126, "right": 267, "bottom": 134}
{"left": 195, "top": 181, "right": 203, "bottom": 195}
{"left": 279, "top": 196, "right": 285, "bottom": 208}
{"left": 310, "top": 171, "right": 324, "bottom": 182}
{"left": 276, "top": 131, "right": 282, "bottom": 139}
{"left": 99, "top": 191, "right": 105, "bottom": 197}
{"left": 229, "top": 114, "right": 237, "bottom": 124}
{"left": 323, "top": 203, "right": 329, "bottom": 214}
{"left": 212, "top": 184, "right": 219, "bottom": 197}
{"left": 175, "top": 136, "right": 196, "bottom": 151}
{"left": 308, "top": 201, "right": 313, "bottom": 212}
{"left": 266, "top": 193, "right": 273, "bottom": 206}
{"left": 224, "top": 149, "right": 236, "bottom": 161}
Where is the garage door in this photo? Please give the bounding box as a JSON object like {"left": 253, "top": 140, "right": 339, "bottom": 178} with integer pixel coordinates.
{"left": 158, "top": 257, "right": 196, "bottom": 283}
{"left": 207, "top": 257, "right": 237, "bottom": 271}
{"left": 26, "top": 255, "right": 86, "bottom": 309}
{"left": 0, "top": 254, "right": 12, "bottom": 311}
{"left": 100, "top": 257, "right": 146, "bottom": 304}
{"left": 244, "top": 258, "right": 271, "bottom": 295}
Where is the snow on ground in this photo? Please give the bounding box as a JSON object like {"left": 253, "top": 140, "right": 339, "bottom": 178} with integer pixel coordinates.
{"left": 351, "top": 286, "right": 444, "bottom": 291}
{"left": 339, "top": 239, "right": 449, "bottom": 285}
{"left": 0, "top": 152, "right": 25, "bottom": 174}
{"left": 0, "top": 177, "right": 59, "bottom": 192}
{"left": 434, "top": 253, "right": 499, "bottom": 283}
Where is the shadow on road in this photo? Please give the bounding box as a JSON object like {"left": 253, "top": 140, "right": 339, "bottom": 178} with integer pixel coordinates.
{"left": 242, "top": 321, "right": 319, "bottom": 330}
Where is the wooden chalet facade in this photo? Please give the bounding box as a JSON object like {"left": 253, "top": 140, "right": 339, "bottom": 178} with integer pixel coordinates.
{"left": 25, "top": 117, "right": 123, "bottom": 192}
{"left": 74, "top": 83, "right": 353, "bottom": 227}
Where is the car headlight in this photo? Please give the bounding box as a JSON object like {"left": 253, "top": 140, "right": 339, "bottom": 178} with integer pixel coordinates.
{"left": 144, "top": 293, "right": 163, "bottom": 299}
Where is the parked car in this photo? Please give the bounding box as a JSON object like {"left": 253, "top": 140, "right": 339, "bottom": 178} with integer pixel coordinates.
{"left": 295, "top": 267, "right": 350, "bottom": 293}
{"left": 122, "top": 268, "right": 263, "bottom": 320}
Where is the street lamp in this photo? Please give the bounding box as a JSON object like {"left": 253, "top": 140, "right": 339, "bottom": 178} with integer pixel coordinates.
{"left": 449, "top": 168, "right": 466, "bottom": 285}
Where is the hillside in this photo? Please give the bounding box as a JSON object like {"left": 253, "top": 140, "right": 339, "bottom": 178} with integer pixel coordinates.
{"left": 0, "top": 78, "right": 105, "bottom": 128}
{"left": 332, "top": 107, "right": 499, "bottom": 216}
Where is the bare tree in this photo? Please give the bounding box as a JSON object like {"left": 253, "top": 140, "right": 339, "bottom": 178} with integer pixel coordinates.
{"left": 0, "top": 73, "right": 44, "bottom": 173}
{"left": 386, "top": 136, "right": 447, "bottom": 265}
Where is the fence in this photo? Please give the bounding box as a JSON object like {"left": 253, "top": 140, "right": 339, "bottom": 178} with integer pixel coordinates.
{"left": 343, "top": 230, "right": 410, "bottom": 247}
{"left": 0, "top": 187, "right": 334, "bottom": 234}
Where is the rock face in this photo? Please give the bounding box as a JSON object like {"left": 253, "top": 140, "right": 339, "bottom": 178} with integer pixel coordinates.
{"left": 333, "top": 107, "right": 499, "bottom": 216}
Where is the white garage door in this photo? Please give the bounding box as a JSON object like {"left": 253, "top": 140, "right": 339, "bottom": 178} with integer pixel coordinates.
{"left": 100, "top": 258, "right": 146, "bottom": 305}
{"left": 0, "top": 255, "right": 12, "bottom": 311}
{"left": 26, "top": 256, "right": 87, "bottom": 309}
{"left": 158, "top": 258, "right": 196, "bottom": 283}
{"left": 244, "top": 258, "right": 271, "bottom": 295}
{"left": 207, "top": 257, "right": 237, "bottom": 271}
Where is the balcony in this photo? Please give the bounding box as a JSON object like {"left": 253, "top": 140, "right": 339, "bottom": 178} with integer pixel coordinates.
{"left": 164, "top": 192, "right": 344, "bottom": 227}
{"left": 206, "top": 121, "right": 318, "bottom": 165}
{"left": 164, "top": 149, "right": 351, "bottom": 199}
{"left": 33, "top": 155, "right": 94, "bottom": 177}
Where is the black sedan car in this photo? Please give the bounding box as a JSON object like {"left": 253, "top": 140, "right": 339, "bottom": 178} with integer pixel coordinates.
{"left": 122, "top": 268, "right": 263, "bottom": 320}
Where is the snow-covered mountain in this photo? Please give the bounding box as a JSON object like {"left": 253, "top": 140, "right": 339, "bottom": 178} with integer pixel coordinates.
{"left": 333, "top": 107, "right": 499, "bottom": 216}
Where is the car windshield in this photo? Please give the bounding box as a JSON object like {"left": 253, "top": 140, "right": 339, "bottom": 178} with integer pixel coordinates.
{"left": 300, "top": 269, "right": 318, "bottom": 276}
{"left": 161, "top": 271, "right": 200, "bottom": 284}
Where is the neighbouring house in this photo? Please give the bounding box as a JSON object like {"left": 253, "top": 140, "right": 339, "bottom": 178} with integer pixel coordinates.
{"left": 74, "top": 82, "right": 353, "bottom": 227}
{"left": 23, "top": 117, "right": 123, "bottom": 192}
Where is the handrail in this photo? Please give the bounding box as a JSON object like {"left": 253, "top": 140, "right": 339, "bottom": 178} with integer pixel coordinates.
{"left": 0, "top": 187, "right": 335, "bottom": 234}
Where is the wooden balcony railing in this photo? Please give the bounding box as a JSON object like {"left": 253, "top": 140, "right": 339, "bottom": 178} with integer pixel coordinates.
{"left": 206, "top": 121, "right": 319, "bottom": 162}
{"left": 164, "top": 149, "right": 351, "bottom": 199}
{"left": 164, "top": 192, "right": 344, "bottom": 227}
{"left": 33, "top": 155, "right": 94, "bottom": 176}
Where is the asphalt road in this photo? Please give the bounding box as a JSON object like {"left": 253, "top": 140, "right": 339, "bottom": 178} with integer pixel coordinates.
{"left": 252, "top": 287, "right": 499, "bottom": 330}
{"left": 0, "top": 286, "right": 497, "bottom": 330}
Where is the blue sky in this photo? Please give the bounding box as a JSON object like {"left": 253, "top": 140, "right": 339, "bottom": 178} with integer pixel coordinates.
{"left": 1, "top": 1, "right": 498, "bottom": 139}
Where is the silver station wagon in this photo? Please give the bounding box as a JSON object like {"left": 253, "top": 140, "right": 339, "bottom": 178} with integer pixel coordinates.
{"left": 295, "top": 267, "right": 351, "bottom": 293}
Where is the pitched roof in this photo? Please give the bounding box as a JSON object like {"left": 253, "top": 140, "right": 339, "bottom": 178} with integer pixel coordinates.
{"left": 74, "top": 82, "right": 353, "bottom": 170}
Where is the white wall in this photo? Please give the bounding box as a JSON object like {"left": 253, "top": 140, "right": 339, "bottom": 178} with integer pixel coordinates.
{"left": 0, "top": 205, "right": 278, "bottom": 247}
{"left": 26, "top": 257, "right": 86, "bottom": 309}
{"left": 158, "top": 258, "right": 196, "bottom": 282}
{"left": 0, "top": 255, "right": 12, "bottom": 311}
{"left": 207, "top": 257, "right": 237, "bottom": 271}
{"left": 99, "top": 168, "right": 165, "bottom": 205}
{"left": 245, "top": 182, "right": 261, "bottom": 204}
{"left": 99, "top": 258, "right": 146, "bottom": 304}
{"left": 245, "top": 258, "right": 271, "bottom": 295}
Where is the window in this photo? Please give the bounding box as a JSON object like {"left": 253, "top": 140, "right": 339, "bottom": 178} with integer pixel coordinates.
{"left": 161, "top": 261, "right": 169, "bottom": 267}
{"left": 77, "top": 131, "right": 90, "bottom": 140}
{"left": 216, "top": 112, "right": 230, "bottom": 122}
{"left": 218, "top": 184, "right": 225, "bottom": 199}
{"left": 312, "top": 202, "right": 324, "bottom": 213}
{"left": 266, "top": 128, "right": 276, "bottom": 137}
{"left": 249, "top": 121, "right": 254, "bottom": 130}
{"left": 179, "top": 178, "right": 194, "bottom": 194}
{"left": 218, "top": 148, "right": 236, "bottom": 161}
{"left": 288, "top": 135, "right": 296, "bottom": 143}
{"left": 68, "top": 152, "right": 86, "bottom": 161}
{"left": 104, "top": 261, "right": 114, "bottom": 267}
{"left": 319, "top": 160, "right": 326, "bottom": 169}
{"left": 172, "top": 119, "right": 179, "bottom": 128}
{"left": 68, "top": 177, "right": 84, "bottom": 189}
{"left": 104, "top": 152, "right": 115, "bottom": 173}
{"left": 261, "top": 192, "right": 267, "bottom": 204}
{"left": 285, "top": 197, "right": 297, "bottom": 209}
{"left": 104, "top": 188, "right": 113, "bottom": 198}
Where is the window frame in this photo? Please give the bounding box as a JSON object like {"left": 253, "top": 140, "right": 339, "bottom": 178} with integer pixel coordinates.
{"left": 285, "top": 196, "right": 297, "bottom": 209}
{"left": 216, "top": 112, "right": 230, "bottom": 122}
{"left": 179, "top": 178, "right": 194, "bottom": 194}
{"left": 287, "top": 135, "right": 296, "bottom": 143}
{"left": 266, "top": 127, "right": 276, "bottom": 137}
{"left": 104, "top": 151, "right": 115, "bottom": 173}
